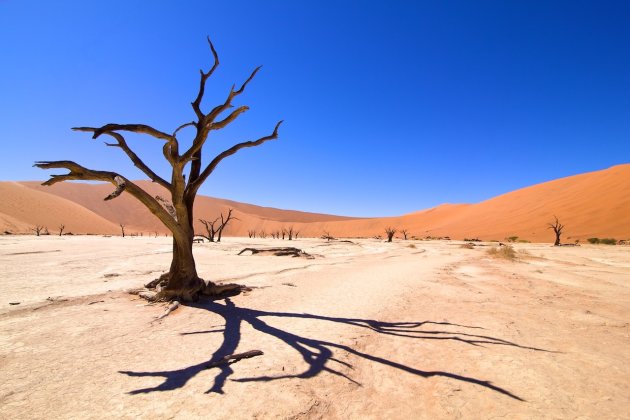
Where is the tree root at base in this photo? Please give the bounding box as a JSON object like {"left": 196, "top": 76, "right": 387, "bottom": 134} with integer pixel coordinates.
{"left": 131, "top": 278, "right": 250, "bottom": 303}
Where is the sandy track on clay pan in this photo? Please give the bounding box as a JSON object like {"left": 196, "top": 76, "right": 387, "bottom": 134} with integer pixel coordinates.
{"left": 1, "top": 237, "right": 629, "bottom": 419}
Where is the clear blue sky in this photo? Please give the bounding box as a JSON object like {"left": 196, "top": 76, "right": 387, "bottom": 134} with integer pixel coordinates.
{"left": 1, "top": 1, "right": 629, "bottom": 216}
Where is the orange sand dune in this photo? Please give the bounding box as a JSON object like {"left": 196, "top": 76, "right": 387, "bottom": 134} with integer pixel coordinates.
{"left": 3, "top": 164, "right": 629, "bottom": 242}
{"left": 316, "top": 164, "right": 630, "bottom": 241}
{"left": 0, "top": 182, "right": 121, "bottom": 234}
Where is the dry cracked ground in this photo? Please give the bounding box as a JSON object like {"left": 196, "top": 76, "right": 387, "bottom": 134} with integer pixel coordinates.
{"left": 1, "top": 236, "right": 629, "bottom": 419}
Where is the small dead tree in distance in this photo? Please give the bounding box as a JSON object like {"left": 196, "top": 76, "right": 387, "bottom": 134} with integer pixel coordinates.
{"left": 32, "top": 225, "right": 45, "bottom": 236}
{"left": 400, "top": 229, "right": 409, "bottom": 240}
{"left": 259, "top": 230, "right": 268, "bottom": 239}
{"left": 385, "top": 227, "right": 397, "bottom": 242}
{"left": 119, "top": 223, "right": 126, "bottom": 238}
{"left": 321, "top": 231, "right": 335, "bottom": 241}
{"left": 35, "top": 37, "right": 282, "bottom": 301}
{"left": 58, "top": 224, "right": 65, "bottom": 236}
{"left": 216, "top": 208, "right": 238, "bottom": 242}
{"left": 547, "top": 216, "right": 565, "bottom": 246}
{"left": 199, "top": 217, "right": 220, "bottom": 242}
{"left": 247, "top": 230, "right": 256, "bottom": 239}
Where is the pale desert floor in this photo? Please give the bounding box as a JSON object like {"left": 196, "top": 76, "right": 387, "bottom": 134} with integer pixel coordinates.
{"left": 1, "top": 236, "right": 629, "bottom": 419}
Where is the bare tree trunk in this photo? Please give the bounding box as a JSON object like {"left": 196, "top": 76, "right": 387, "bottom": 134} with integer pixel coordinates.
{"left": 216, "top": 209, "right": 237, "bottom": 243}
{"left": 158, "top": 230, "right": 205, "bottom": 301}
{"left": 199, "top": 217, "right": 218, "bottom": 242}
{"left": 120, "top": 224, "right": 125, "bottom": 238}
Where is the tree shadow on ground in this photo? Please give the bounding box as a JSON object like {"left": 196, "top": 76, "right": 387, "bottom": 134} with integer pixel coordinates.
{"left": 120, "top": 298, "right": 552, "bottom": 400}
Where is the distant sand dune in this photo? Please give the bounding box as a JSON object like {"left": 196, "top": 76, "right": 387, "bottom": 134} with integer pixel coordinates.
{"left": 2, "top": 164, "right": 629, "bottom": 241}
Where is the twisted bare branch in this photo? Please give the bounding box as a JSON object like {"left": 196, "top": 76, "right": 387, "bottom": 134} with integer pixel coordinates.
{"left": 75, "top": 128, "right": 171, "bottom": 189}
{"left": 192, "top": 36, "right": 220, "bottom": 119}
{"left": 173, "top": 121, "right": 196, "bottom": 138}
{"left": 187, "top": 120, "right": 283, "bottom": 195}
{"left": 34, "top": 161, "right": 181, "bottom": 234}
{"left": 182, "top": 66, "right": 262, "bottom": 164}
{"left": 74, "top": 124, "right": 173, "bottom": 142}
{"left": 75, "top": 125, "right": 179, "bottom": 166}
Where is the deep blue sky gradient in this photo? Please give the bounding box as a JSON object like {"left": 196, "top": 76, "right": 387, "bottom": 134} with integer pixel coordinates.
{"left": 1, "top": 1, "right": 629, "bottom": 216}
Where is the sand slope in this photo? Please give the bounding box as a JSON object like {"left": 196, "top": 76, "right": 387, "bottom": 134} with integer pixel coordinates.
{"left": 2, "top": 164, "right": 629, "bottom": 241}
{"left": 0, "top": 182, "right": 121, "bottom": 234}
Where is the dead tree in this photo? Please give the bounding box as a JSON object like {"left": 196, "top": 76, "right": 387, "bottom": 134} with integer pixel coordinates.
{"left": 281, "top": 228, "right": 287, "bottom": 240}
{"left": 294, "top": 230, "right": 300, "bottom": 239}
{"left": 58, "top": 224, "right": 65, "bottom": 236}
{"left": 547, "top": 216, "right": 565, "bottom": 246}
{"left": 259, "top": 230, "right": 268, "bottom": 239}
{"left": 286, "top": 226, "right": 295, "bottom": 240}
{"left": 32, "top": 225, "right": 45, "bottom": 236}
{"left": 400, "top": 229, "right": 409, "bottom": 240}
{"left": 199, "top": 217, "right": 220, "bottom": 242}
{"left": 35, "top": 37, "right": 282, "bottom": 301}
{"left": 119, "top": 223, "right": 126, "bottom": 238}
{"left": 216, "top": 209, "right": 238, "bottom": 243}
{"left": 321, "top": 231, "right": 335, "bottom": 241}
{"left": 247, "top": 230, "right": 256, "bottom": 239}
{"left": 385, "top": 227, "right": 397, "bottom": 242}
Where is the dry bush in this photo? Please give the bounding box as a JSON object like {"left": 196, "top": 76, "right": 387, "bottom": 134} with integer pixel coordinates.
{"left": 407, "top": 243, "right": 416, "bottom": 249}
{"left": 487, "top": 245, "right": 516, "bottom": 260}
{"left": 460, "top": 243, "right": 475, "bottom": 249}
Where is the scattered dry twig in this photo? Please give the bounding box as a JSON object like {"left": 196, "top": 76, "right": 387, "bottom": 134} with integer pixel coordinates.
{"left": 88, "top": 300, "right": 105, "bottom": 305}
{"left": 205, "top": 350, "right": 264, "bottom": 369}
{"left": 155, "top": 301, "right": 180, "bottom": 320}
{"left": 237, "top": 247, "right": 314, "bottom": 259}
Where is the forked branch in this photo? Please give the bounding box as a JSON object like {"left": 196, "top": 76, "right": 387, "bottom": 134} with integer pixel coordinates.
{"left": 187, "top": 120, "right": 283, "bottom": 195}
{"left": 192, "top": 36, "right": 220, "bottom": 119}
{"left": 182, "top": 66, "right": 263, "bottom": 163}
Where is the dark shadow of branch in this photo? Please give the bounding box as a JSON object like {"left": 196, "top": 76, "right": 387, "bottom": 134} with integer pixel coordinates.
{"left": 119, "top": 299, "right": 552, "bottom": 400}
